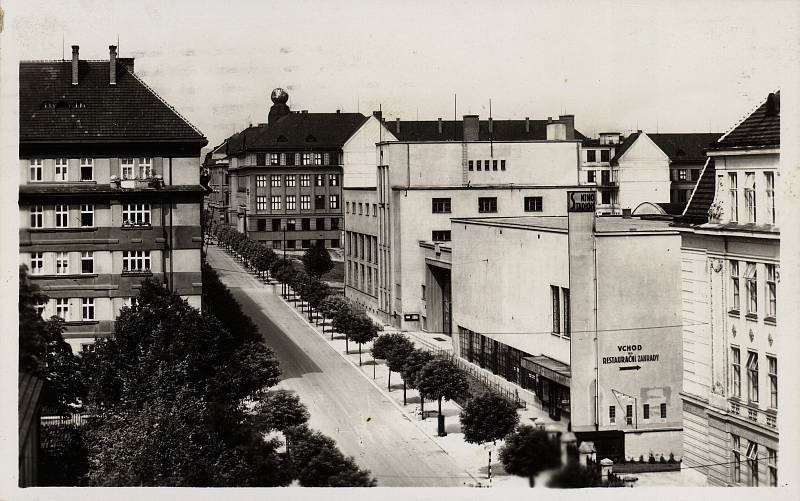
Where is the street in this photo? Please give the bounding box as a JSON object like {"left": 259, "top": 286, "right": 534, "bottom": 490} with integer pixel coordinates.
{"left": 207, "top": 245, "right": 471, "bottom": 487}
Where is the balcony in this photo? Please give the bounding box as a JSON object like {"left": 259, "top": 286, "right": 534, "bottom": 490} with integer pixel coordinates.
{"left": 728, "top": 399, "right": 777, "bottom": 431}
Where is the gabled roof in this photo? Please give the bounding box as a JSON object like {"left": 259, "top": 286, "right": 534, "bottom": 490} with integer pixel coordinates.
{"left": 713, "top": 92, "right": 780, "bottom": 150}
{"left": 381, "top": 119, "right": 586, "bottom": 142}
{"left": 611, "top": 132, "right": 720, "bottom": 165}
{"left": 226, "top": 112, "right": 367, "bottom": 154}
{"left": 20, "top": 61, "right": 207, "bottom": 145}
{"left": 675, "top": 157, "right": 716, "bottom": 225}
{"left": 610, "top": 132, "right": 640, "bottom": 165}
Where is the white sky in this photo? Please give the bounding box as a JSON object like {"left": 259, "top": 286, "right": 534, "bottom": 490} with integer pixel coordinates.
{"left": 6, "top": 0, "right": 800, "bottom": 147}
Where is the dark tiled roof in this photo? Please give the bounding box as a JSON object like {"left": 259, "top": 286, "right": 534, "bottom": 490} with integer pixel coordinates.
{"left": 714, "top": 92, "right": 780, "bottom": 150}
{"left": 675, "top": 157, "right": 716, "bottom": 224}
{"left": 19, "top": 183, "right": 207, "bottom": 198}
{"left": 20, "top": 61, "right": 207, "bottom": 144}
{"left": 383, "top": 119, "right": 586, "bottom": 142}
{"left": 648, "top": 133, "right": 721, "bottom": 163}
{"left": 610, "top": 132, "right": 640, "bottom": 165}
{"left": 226, "top": 113, "right": 367, "bottom": 154}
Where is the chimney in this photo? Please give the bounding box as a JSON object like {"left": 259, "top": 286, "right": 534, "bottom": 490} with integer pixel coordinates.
{"left": 396, "top": 118, "right": 400, "bottom": 134}
{"left": 622, "top": 208, "right": 632, "bottom": 219}
{"left": 372, "top": 110, "right": 382, "bottom": 121}
{"left": 488, "top": 117, "right": 493, "bottom": 134}
{"left": 525, "top": 117, "right": 530, "bottom": 133}
{"left": 766, "top": 92, "right": 780, "bottom": 116}
{"left": 71, "top": 45, "right": 79, "bottom": 85}
{"left": 463, "top": 115, "right": 479, "bottom": 141}
{"left": 546, "top": 120, "right": 567, "bottom": 141}
{"left": 109, "top": 45, "right": 118, "bottom": 85}
{"left": 438, "top": 118, "right": 443, "bottom": 134}
{"left": 559, "top": 114, "right": 575, "bottom": 140}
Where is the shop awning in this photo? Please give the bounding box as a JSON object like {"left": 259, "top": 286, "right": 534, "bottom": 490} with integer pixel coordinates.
{"left": 521, "top": 355, "right": 571, "bottom": 387}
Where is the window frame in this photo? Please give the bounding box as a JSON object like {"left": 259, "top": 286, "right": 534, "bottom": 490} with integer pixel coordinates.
{"left": 729, "top": 172, "right": 739, "bottom": 222}
{"left": 55, "top": 204, "right": 69, "bottom": 228}
{"left": 431, "top": 230, "right": 451, "bottom": 242}
{"left": 767, "top": 355, "right": 777, "bottom": 409}
{"left": 121, "top": 158, "right": 135, "bottom": 180}
{"left": 744, "top": 171, "right": 756, "bottom": 223}
{"left": 478, "top": 197, "right": 497, "bottom": 213}
{"left": 329, "top": 195, "right": 340, "bottom": 209}
{"left": 432, "top": 198, "right": 452, "bottom": 214}
{"left": 586, "top": 150, "right": 596, "bottom": 163}
{"left": 730, "top": 261, "right": 740, "bottom": 312}
{"left": 746, "top": 350, "right": 759, "bottom": 403}
{"left": 765, "top": 264, "right": 776, "bottom": 319}
{"left": 122, "top": 203, "right": 151, "bottom": 226}
{"left": 315, "top": 174, "right": 325, "bottom": 186}
{"left": 286, "top": 174, "right": 296, "bottom": 187}
{"left": 329, "top": 174, "right": 340, "bottom": 186}
{"left": 55, "top": 298, "right": 69, "bottom": 320}
{"left": 765, "top": 171, "right": 775, "bottom": 225}
{"left": 56, "top": 251, "right": 69, "bottom": 275}
{"left": 80, "top": 204, "right": 94, "bottom": 227}
{"left": 299, "top": 174, "right": 311, "bottom": 187}
{"left": 80, "top": 158, "right": 94, "bottom": 181}
{"left": 744, "top": 262, "right": 757, "bottom": 315}
{"left": 732, "top": 346, "right": 741, "bottom": 398}
{"left": 122, "top": 250, "right": 152, "bottom": 273}
{"left": 30, "top": 205, "right": 44, "bottom": 229}
{"left": 81, "top": 297, "right": 95, "bottom": 321}
{"left": 55, "top": 158, "right": 69, "bottom": 181}
{"left": 81, "top": 251, "right": 94, "bottom": 274}
{"left": 524, "top": 196, "right": 543, "bottom": 212}
{"left": 286, "top": 195, "right": 297, "bottom": 210}
{"left": 609, "top": 405, "right": 615, "bottom": 424}
{"left": 257, "top": 196, "right": 268, "bottom": 211}
{"left": 29, "top": 159, "right": 43, "bottom": 182}
{"left": 256, "top": 175, "right": 268, "bottom": 187}
{"left": 300, "top": 195, "right": 311, "bottom": 210}
{"left": 270, "top": 196, "right": 281, "bottom": 211}
{"left": 551, "top": 285, "right": 560, "bottom": 335}
{"left": 31, "top": 252, "right": 44, "bottom": 275}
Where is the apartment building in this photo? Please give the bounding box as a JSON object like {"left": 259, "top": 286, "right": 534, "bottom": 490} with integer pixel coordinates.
{"left": 18, "top": 45, "right": 208, "bottom": 352}
{"left": 676, "top": 92, "right": 780, "bottom": 486}
{"left": 581, "top": 132, "right": 622, "bottom": 214}
{"left": 223, "top": 89, "right": 366, "bottom": 251}
{"left": 203, "top": 141, "right": 230, "bottom": 229}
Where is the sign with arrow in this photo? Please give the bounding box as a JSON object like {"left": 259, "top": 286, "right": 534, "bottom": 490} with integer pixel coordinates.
{"left": 619, "top": 365, "right": 641, "bottom": 371}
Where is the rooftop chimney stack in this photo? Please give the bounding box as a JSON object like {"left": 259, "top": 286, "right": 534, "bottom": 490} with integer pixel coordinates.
{"left": 525, "top": 117, "right": 530, "bottom": 133}
{"left": 559, "top": 114, "right": 575, "bottom": 140}
{"left": 488, "top": 117, "right": 493, "bottom": 134}
{"left": 438, "top": 118, "right": 443, "bottom": 134}
{"left": 71, "top": 45, "right": 79, "bottom": 86}
{"left": 372, "top": 110, "right": 382, "bottom": 121}
{"left": 109, "top": 45, "right": 118, "bottom": 86}
{"left": 463, "top": 115, "right": 479, "bottom": 141}
{"left": 396, "top": 118, "right": 400, "bottom": 134}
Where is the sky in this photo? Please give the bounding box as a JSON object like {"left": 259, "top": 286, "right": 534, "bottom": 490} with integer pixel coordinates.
{"left": 5, "top": 0, "right": 799, "bottom": 148}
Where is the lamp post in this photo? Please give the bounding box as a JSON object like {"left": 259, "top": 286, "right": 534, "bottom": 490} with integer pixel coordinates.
{"left": 282, "top": 224, "right": 287, "bottom": 297}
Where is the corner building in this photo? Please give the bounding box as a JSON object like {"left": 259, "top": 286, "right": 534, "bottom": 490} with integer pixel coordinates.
{"left": 18, "top": 45, "right": 208, "bottom": 352}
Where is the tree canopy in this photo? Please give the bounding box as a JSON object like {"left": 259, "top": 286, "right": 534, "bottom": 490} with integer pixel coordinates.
{"left": 348, "top": 314, "right": 381, "bottom": 365}
{"left": 498, "top": 425, "right": 562, "bottom": 487}
{"left": 302, "top": 240, "right": 334, "bottom": 278}
{"left": 252, "top": 390, "right": 310, "bottom": 433}
{"left": 459, "top": 392, "right": 519, "bottom": 445}
{"left": 415, "top": 358, "right": 469, "bottom": 413}
{"left": 286, "top": 425, "right": 376, "bottom": 487}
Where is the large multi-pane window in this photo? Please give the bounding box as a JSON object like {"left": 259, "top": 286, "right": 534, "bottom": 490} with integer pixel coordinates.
{"left": 80, "top": 158, "right": 94, "bottom": 181}
{"left": 329, "top": 174, "right": 340, "bottom": 186}
{"left": 80, "top": 204, "right": 94, "bottom": 227}
{"left": 256, "top": 196, "right": 268, "bottom": 211}
{"left": 271, "top": 175, "right": 281, "bottom": 188}
{"left": 81, "top": 251, "right": 94, "bottom": 274}
{"left": 55, "top": 158, "right": 68, "bottom": 181}
{"left": 31, "top": 252, "right": 44, "bottom": 275}
{"left": 329, "top": 195, "right": 339, "bottom": 209}
{"left": 138, "top": 158, "right": 153, "bottom": 179}
{"left": 300, "top": 195, "right": 310, "bottom": 210}
{"left": 478, "top": 197, "right": 497, "bottom": 213}
{"left": 432, "top": 198, "right": 451, "bottom": 213}
{"left": 561, "top": 288, "right": 570, "bottom": 337}
{"left": 765, "top": 171, "right": 775, "bottom": 224}
{"left": 300, "top": 174, "right": 311, "bottom": 187}
{"left": 30, "top": 159, "right": 43, "bottom": 181}
{"left": 286, "top": 195, "right": 296, "bottom": 210}
{"left": 302, "top": 153, "right": 311, "bottom": 165}
{"left": 55, "top": 205, "right": 69, "bottom": 228}
{"left": 767, "top": 356, "right": 777, "bottom": 409}
{"left": 744, "top": 262, "right": 757, "bottom": 315}
{"left": 122, "top": 250, "right": 151, "bottom": 272}
{"left": 315, "top": 174, "right": 325, "bottom": 186}
{"left": 121, "top": 158, "right": 134, "bottom": 179}
{"left": 30, "top": 206, "right": 43, "bottom": 228}
{"left": 55, "top": 298, "right": 69, "bottom": 320}
{"left": 766, "top": 264, "right": 776, "bottom": 318}
{"left": 431, "top": 230, "right": 451, "bottom": 242}
{"left": 314, "top": 153, "right": 323, "bottom": 166}
{"left": 270, "top": 196, "right": 281, "bottom": 211}
{"left": 744, "top": 172, "right": 756, "bottom": 223}
{"left": 270, "top": 153, "right": 280, "bottom": 166}
{"left": 730, "top": 261, "right": 740, "bottom": 311}
{"left": 524, "top": 196, "right": 543, "bottom": 212}
{"left": 767, "top": 448, "right": 777, "bottom": 486}
{"left": 731, "top": 347, "right": 741, "bottom": 398}
{"left": 56, "top": 252, "right": 69, "bottom": 275}
{"left": 256, "top": 175, "right": 268, "bottom": 187}
{"left": 746, "top": 351, "right": 759, "bottom": 403}
{"left": 81, "top": 298, "right": 95, "bottom": 321}
{"left": 729, "top": 172, "right": 738, "bottom": 222}
{"left": 122, "top": 204, "right": 151, "bottom": 225}
{"left": 286, "top": 175, "right": 296, "bottom": 187}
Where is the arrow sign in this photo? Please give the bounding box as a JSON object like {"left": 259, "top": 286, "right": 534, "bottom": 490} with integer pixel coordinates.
{"left": 619, "top": 365, "right": 641, "bottom": 371}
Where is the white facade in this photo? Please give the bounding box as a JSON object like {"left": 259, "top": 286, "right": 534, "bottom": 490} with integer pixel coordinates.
{"left": 613, "top": 133, "right": 671, "bottom": 211}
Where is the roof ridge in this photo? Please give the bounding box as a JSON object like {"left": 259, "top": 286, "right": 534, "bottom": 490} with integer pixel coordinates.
{"left": 717, "top": 90, "right": 778, "bottom": 144}
{"left": 122, "top": 66, "right": 205, "bottom": 139}
{"left": 681, "top": 156, "right": 711, "bottom": 218}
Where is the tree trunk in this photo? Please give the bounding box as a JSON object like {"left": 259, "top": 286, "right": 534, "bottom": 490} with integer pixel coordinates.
{"left": 403, "top": 380, "right": 407, "bottom": 406}
{"left": 358, "top": 345, "right": 362, "bottom": 366}
{"left": 420, "top": 396, "right": 425, "bottom": 417}
{"left": 387, "top": 370, "right": 391, "bottom": 390}
{"left": 345, "top": 335, "right": 349, "bottom": 354}
{"left": 438, "top": 396, "right": 442, "bottom": 418}
{"left": 528, "top": 476, "right": 535, "bottom": 487}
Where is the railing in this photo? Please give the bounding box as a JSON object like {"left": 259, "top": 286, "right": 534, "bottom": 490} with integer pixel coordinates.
{"left": 728, "top": 399, "right": 777, "bottom": 430}
{"left": 41, "top": 413, "right": 95, "bottom": 427}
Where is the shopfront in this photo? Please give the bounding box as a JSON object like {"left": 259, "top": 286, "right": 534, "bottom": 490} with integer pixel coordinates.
{"left": 521, "top": 355, "right": 571, "bottom": 421}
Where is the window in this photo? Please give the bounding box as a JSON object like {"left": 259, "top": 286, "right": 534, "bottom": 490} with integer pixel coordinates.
{"left": 432, "top": 198, "right": 451, "bottom": 213}
{"left": 732, "top": 435, "right": 742, "bottom": 484}
{"left": 30, "top": 206, "right": 43, "bottom": 228}
{"left": 373, "top": 203, "right": 377, "bottom": 216}
{"left": 626, "top": 405, "right": 633, "bottom": 425}
{"left": 122, "top": 250, "right": 151, "bottom": 272}
{"left": 314, "top": 153, "right": 323, "bottom": 166}
{"left": 293, "top": 153, "right": 300, "bottom": 166}
{"left": 257, "top": 219, "right": 267, "bottom": 232}
{"left": 301, "top": 218, "right": 311, "bottom": 231}
{"left": 600, "top": 150, "right": 610, "bottom": 162}
{"left": 323, "top": 153, "right": 330, "bottom": 165}
{"left": 484, "top": 160, "right": 490, "bottom": 170}
{"left": 468, "top": 160, "right": 474, "bottom": 171}
{"left": 609, "top": 406, "right": 616, "bottom": 424}
{"left": 272, "top": 218, "right": 281, "bottom": 231}
{"left": 301, "top": 239, "right": 311, "bottom": 249}
{"left": 286, "top": 175, "right": 296, "bottom": 187}
{"left": 315, "top": 174, "right": 325, "bottom": 186}
{"left": 746, "top": 441, "right": 759, "bottom": 486}
{"left": 280, "top": 153, "right": 287, "bottom": 166}
{"left": 765, "top": 172, "right": 775, "bottom": 224}
{"left": 256, "top": 153, "right": 266, "bottom": 166}
{"left": 316, "top": 195, "right": 326, "bottom": 210}
{"left": 80, "top": 158, "right": 94, "bottom": 181}
{"left": 768, "top": 356, "right": 777, "bottom": 408}
{"left": 272, "top": 240, "right": 282, "bottom": 249}
{"left": 55, "top": 158, "right": 68, "bottom": 181}
{"left": 270, "top": 153, "right": 280, "bottom": 166}
{"left": 286, "top": 240, "right": 296, "bottom": 249}
{"left": 492, "top": 160, "right": 498, "bottom": 171}
{"left": 501, "top": 160, "right": 506, "bottom": 171}
{"left": 561, "top": 288, "right": 570, "bottom": 337}
{"left": 56, "top": 252, "right": 69, "bottom": 275}
{"left": 286, "top": 219, "right": 296, "bottom": 231}
{"left": 285, "top": 195, "right": 296, "bottom": 210}
{"left": 31, "top": 253, "right": 44, "bottom": 274}
{"left": 587, "top": 170, "right": 595, "bottom": 183}
{"left": 300, "top": 174, "right": 311, "bottom": 187}
{"left": 257, "top": 196, "right": 268, "bottom": 211}
{"left": 364, "top": 204, "right": 370, "bottom": 216}
{"left": 121, "top": 158, "right": 134, "bottom": 179}
{"left": 82, "top": 298, "right": 95, "bottom": 321}
{"left": 766, "top": 264, "right": 776, "bottom": 318}
{"left": 358, "top": 203, "right": 363, "bottom": 214}
{"left": 660, "top": 403, "right": 666, "bottom": 419}
{"left": 551, "top": 285, "right": 560, "bottom": 335}
{"left": 81, "top": 251, "right": 94, "bottom": 274}
{"left": 55, "top": 205, "right": 69, "bottom": 228}
{"left": 329, "top": 195, "right": 340, "bottom": 209}
{"left": 29, "top": 159, "right": 43, "bottom": 181}
{"left": 300, "top": 195, "right": 310, "bottom": 210}
{"left": 744, "top": 262, "right": 757, "bottom": 315}
{"left": 729, "top": 173, "right": 739, "bottom": 222}
{"left": 302, "top": 153, "right": 311, "bottom": 165}
{"left": 746, "top": 351, "right": 759, "bottom": 403}
{"left": 255, "top": 175, "right": 267, "bottom": 187}
{"left": 122, "top": 204, "right": 151, "bottom": 226}
{"left": 678, "top": 169, "right": 688, "bottom": 181}
{"left": 587, "top": 150, "right": 596, "bottom": 162}
{"left": 316, "top": 218, "right": 325, "bottom": 231}
{"left": 643, "top": 404, "right": 650, "bottom": 419}
{"left": 139, "top": 158, "right": 153, "bottom": 178}
{"left": 80, "top": 204, "right": 94, "bottom": 227}
{"left": 524, "top": 196, "right": 543, "bottom": 212}
{"left": 732, "top": 347, "right": 741, "bottom": 398}
{"left": 329, "top": 174, "right": 340, "bottom": 186}
{"left": 270, "top": 196, "right": 281, "bottom": 211}
{"left": 767, "top": 448, "right": 777, "bottom": 486}
{"left": 601, "top": 190, "right": 611, "bottom": 204}
{"left": 432, "top": 230, "right": 451, "bottom": 242}
{"left": 331, "top": 218, "right": 340, "bottom": 230}
{"left": 744, "top": 172, "right": 756, "bottom": 223}
{"left": 476, "top": 160, "right": 481, "bottom": 171}
{"left": 55, "top": 298, "right": 69, "bottom": 320}
{"left": 478, "top": 197, "right": 497, "bottom": 213}
{"left": 730, "top": 261, "right": 740, "bottom": 311}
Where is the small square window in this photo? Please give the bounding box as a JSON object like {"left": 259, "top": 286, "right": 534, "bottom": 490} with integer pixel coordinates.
{"left": 524, "top": 196, "right": 543, "bottom": 212}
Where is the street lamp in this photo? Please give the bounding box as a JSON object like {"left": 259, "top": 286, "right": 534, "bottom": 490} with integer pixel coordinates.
{"left": 282, "top": 223, "right": 287, "bottom": 297}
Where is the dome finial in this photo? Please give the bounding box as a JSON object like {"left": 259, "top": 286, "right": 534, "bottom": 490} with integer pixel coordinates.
{"left": 271, "top": 88, "right": 289, "bottom": 104}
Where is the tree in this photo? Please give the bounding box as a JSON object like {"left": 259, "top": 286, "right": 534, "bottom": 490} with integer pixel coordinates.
{"left": 252, "top": 390, "right": 310, "bottom": 460}
{"left": 302, "top": 239, "right": 334, "bottom": 278}
{"left": 270, "top": 258, "right": 295, "bottom": 296}
{"left": 331, "top": 302, "right": 357, "bottom": 353}
{"left": 348, "top": 314, "right": 380, "bottom": 365}
{"left": 38, "top": 424, "right": 89, "bottom": 486}
{"left": 318, "top": 295, "right": 350, "bottom": 337}
{"left": 286, "top": 426, "right": 376, "bottom": 487}
{"left": 371, "top": 333, "right": 414, "bottom": 393}
{"left": 498, "top": 425, "right": 561, "bottom": 487}
{"left": 401, "top": 349, "right": 434, "bottom": 415}
{"left": 460, "top": 392, "right": 519, "bottom": 445}
{"left": 547, "top": 462, "right": 603, "bottom": 488}
{"left": 416, "top": 358, "right": 469, "bottom": 436}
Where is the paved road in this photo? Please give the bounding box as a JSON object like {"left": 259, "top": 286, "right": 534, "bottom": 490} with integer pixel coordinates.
{"left": 207, "top": 246, "right": 470, "bottom": 487}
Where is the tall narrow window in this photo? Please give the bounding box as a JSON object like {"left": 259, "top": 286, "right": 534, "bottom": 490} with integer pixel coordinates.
{"left": 56, "top": 252, "right": 69, "bottom": 275}
{"left": 300, "top": 195, "right": 310, "bottom": 210}
{"left": 766, "top": 264, "right": 776, "bottom": 319}
{"left": 316, "top": 195, "right": 326, "bottom": 210}
{"left": 329, "top": 174, "right": 340, "bottom": 186}
{"left": 138, "top": 158, "right": 153, "bottom": 179}
{"left": 31, "top": 252, "right": 44, "bottom": 275}
{"left": 256, "top": 175, "right": 268, "bottom": 187}
{"left": 300, "top": 174, "right": 311, "bottom": 187}
{"left": 744, "top": 262, "right": 757, "bottom": 315}
{"left": 729, "top": 172, "right": 738, "bottom": 222}
{"left": 730, "top": 261, "right": 740, "bottom": 311}
{"left": 744, "top": 172, "right": 756, "bottom": 223}
{"left": 30, "top": 206, "right": 43, "bottom": 228}
{"left": 285, "top": 195, "right": 296, "bottom": 210}
{"left": 80, "top": 204, "right": 94, "bottom": 227}
{"left": 643, "top": 404, "right": 650, "bottom": 419}
{"left": 270, "top": 196, "right": 281, "bottom": 211}
{"left": 55, "top": 158, "right": 68, "bottom": 181}
{"left": 765, "top": 172, "right": 775, "bottom": 224}
{"left": 323, "top": 153, "right": 330, "bottom": 165}
{"left": 551, "top": 285, "right": 560, "bottom": 335}
{"left": 81, "top": 251, "right": 94, "bottom": 274}
{"left": 314, "top": 153, "right": 323, "bottom": 166}
{"left": 271, "top": 175, "right": 281, "bottom": 187}
{"left": 660, "top": 403, "right": 667, "bottom": 418}
{"left": 746, "top": 441, "right": 759, "bottom": 486}
{"left": 315, "top": 174, "right": 325, "bottom": 186}
{"left": 561, "top": 288, "right": 570, "bottom": 338}
{"left": 29, "top": 159, "right": 43, "bottom": 182}
{"left": 468, "top": 160, "right": 474, "bottom": 171}
{"left": 286, "top": 175, "right": 296, "bottom": 187}
{"left": 302, "top": 153, "right": 311, "bottom": 165}
{"left": 55, "top": 298, "right": 69, "bottom": 320}
{"left": 329, "top": 195, "right": 340, "bottom": 209}
{"left": 587, "top": 150, "right": 596, "bottom": 162}
{"left": 731, "top": 347, "right": 741, "bottom": 398}
{"left": 609, "top": 406, "right": 616, "bottom": 424}
{"left": 746, "top": 351, "right": 759, "bottom": 403}
{"left": 625, "top": 405, "right": 633, "bottom": 425}
{"left": 257, "top": 196, "right": 268, "bottom": 211}
{"left": 732, "top": 435, "right": 742, "bottom": 484}
{"left": 270, "top": 153, "right": 280, "bottom": 166}
{"left": 82, "top": 298, "right": 95, "bottom": 321}
{"left": 767, "top": 356, "right": 777, "bottom": 409}
{"left": 121, "top": 158, "right": 135, "bottom": 179}
{"left": 55, "top": 205, "right": 69, "bottom": 228}
{"left": 767, "top": 448, "right": 777, "bottom": 486}
{"left": 80, "top": 158, "right": 94, "bottom": 181}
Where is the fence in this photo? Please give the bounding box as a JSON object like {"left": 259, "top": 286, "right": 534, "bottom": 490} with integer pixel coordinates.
{"left": 41, "top": 413, "right": 95, "bottom": 427}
